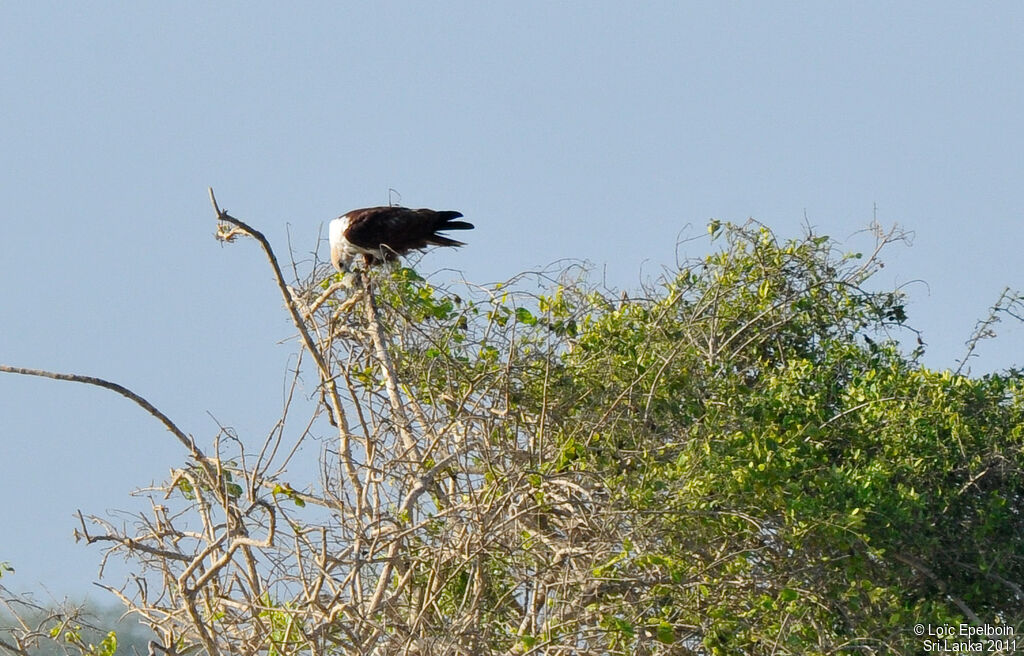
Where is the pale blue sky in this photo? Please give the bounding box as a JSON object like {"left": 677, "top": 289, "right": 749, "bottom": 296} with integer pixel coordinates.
{"left": 1, "top": 3, "right": 1021, "bottom": 597}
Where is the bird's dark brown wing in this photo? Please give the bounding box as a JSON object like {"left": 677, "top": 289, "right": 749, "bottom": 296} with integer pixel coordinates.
{"left": 343, "top": 207, "right": 403, "bottom": 250}
{"left": 345, "top": 207, "right": 472, "bottom": 256}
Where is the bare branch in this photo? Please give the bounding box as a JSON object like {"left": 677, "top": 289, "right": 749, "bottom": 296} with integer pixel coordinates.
{"left": 0, "top": 364, "right": 203, "bottom": 460}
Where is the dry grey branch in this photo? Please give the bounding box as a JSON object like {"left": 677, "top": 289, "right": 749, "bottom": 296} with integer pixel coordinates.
{"left": 0, "top": 365, "right": 203, "bottom": 459}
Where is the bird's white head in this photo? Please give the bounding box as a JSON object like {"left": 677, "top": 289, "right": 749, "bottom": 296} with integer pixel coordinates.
{"left": 328, "top": 214, "right": 352, "bottom": 272}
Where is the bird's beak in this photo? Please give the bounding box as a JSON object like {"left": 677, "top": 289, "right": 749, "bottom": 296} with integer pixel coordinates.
{"left": 331, "top": 252, "right": 348, "bottom": 274}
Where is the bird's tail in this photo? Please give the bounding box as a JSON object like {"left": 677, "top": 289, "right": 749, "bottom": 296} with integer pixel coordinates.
{"left": 436, "top": 211, "right": 474, "bottom": 231}
{"left": 431, "top": 211, "right": 474, "bottom": 247}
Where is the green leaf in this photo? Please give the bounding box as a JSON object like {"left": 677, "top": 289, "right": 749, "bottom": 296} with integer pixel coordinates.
{"left": 515, "top": 307, "right": 537, "bottom": 325}
{"left": 655, "top": 621, "right": 675, "bottom": 644}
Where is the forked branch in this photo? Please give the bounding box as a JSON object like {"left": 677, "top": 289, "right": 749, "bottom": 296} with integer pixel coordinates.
{"left": 207, "top": 187, "right": 364, "bottom": 508}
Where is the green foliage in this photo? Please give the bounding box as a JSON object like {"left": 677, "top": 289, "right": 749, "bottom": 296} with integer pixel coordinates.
{"left": 258, "top": 595, "right": 307, "bottom": 656}
{"left": 171, "top": 462, "right": 245, "bottom": 503}
{"left": 49, "top": 624, "right": 117, "bottom": 656}
{"left": 375, "top": 221, "right": 1023, "bottom": 653}
{"left": 542, "top": 223, "right": 1023, "bottom": 652}
{"left": 271, "top": 482, "right": 306, "bottom": 507}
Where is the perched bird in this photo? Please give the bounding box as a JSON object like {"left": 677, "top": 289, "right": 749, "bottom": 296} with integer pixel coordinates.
{"left": 329, "top": 206, "right": 473, "bottom": 272}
